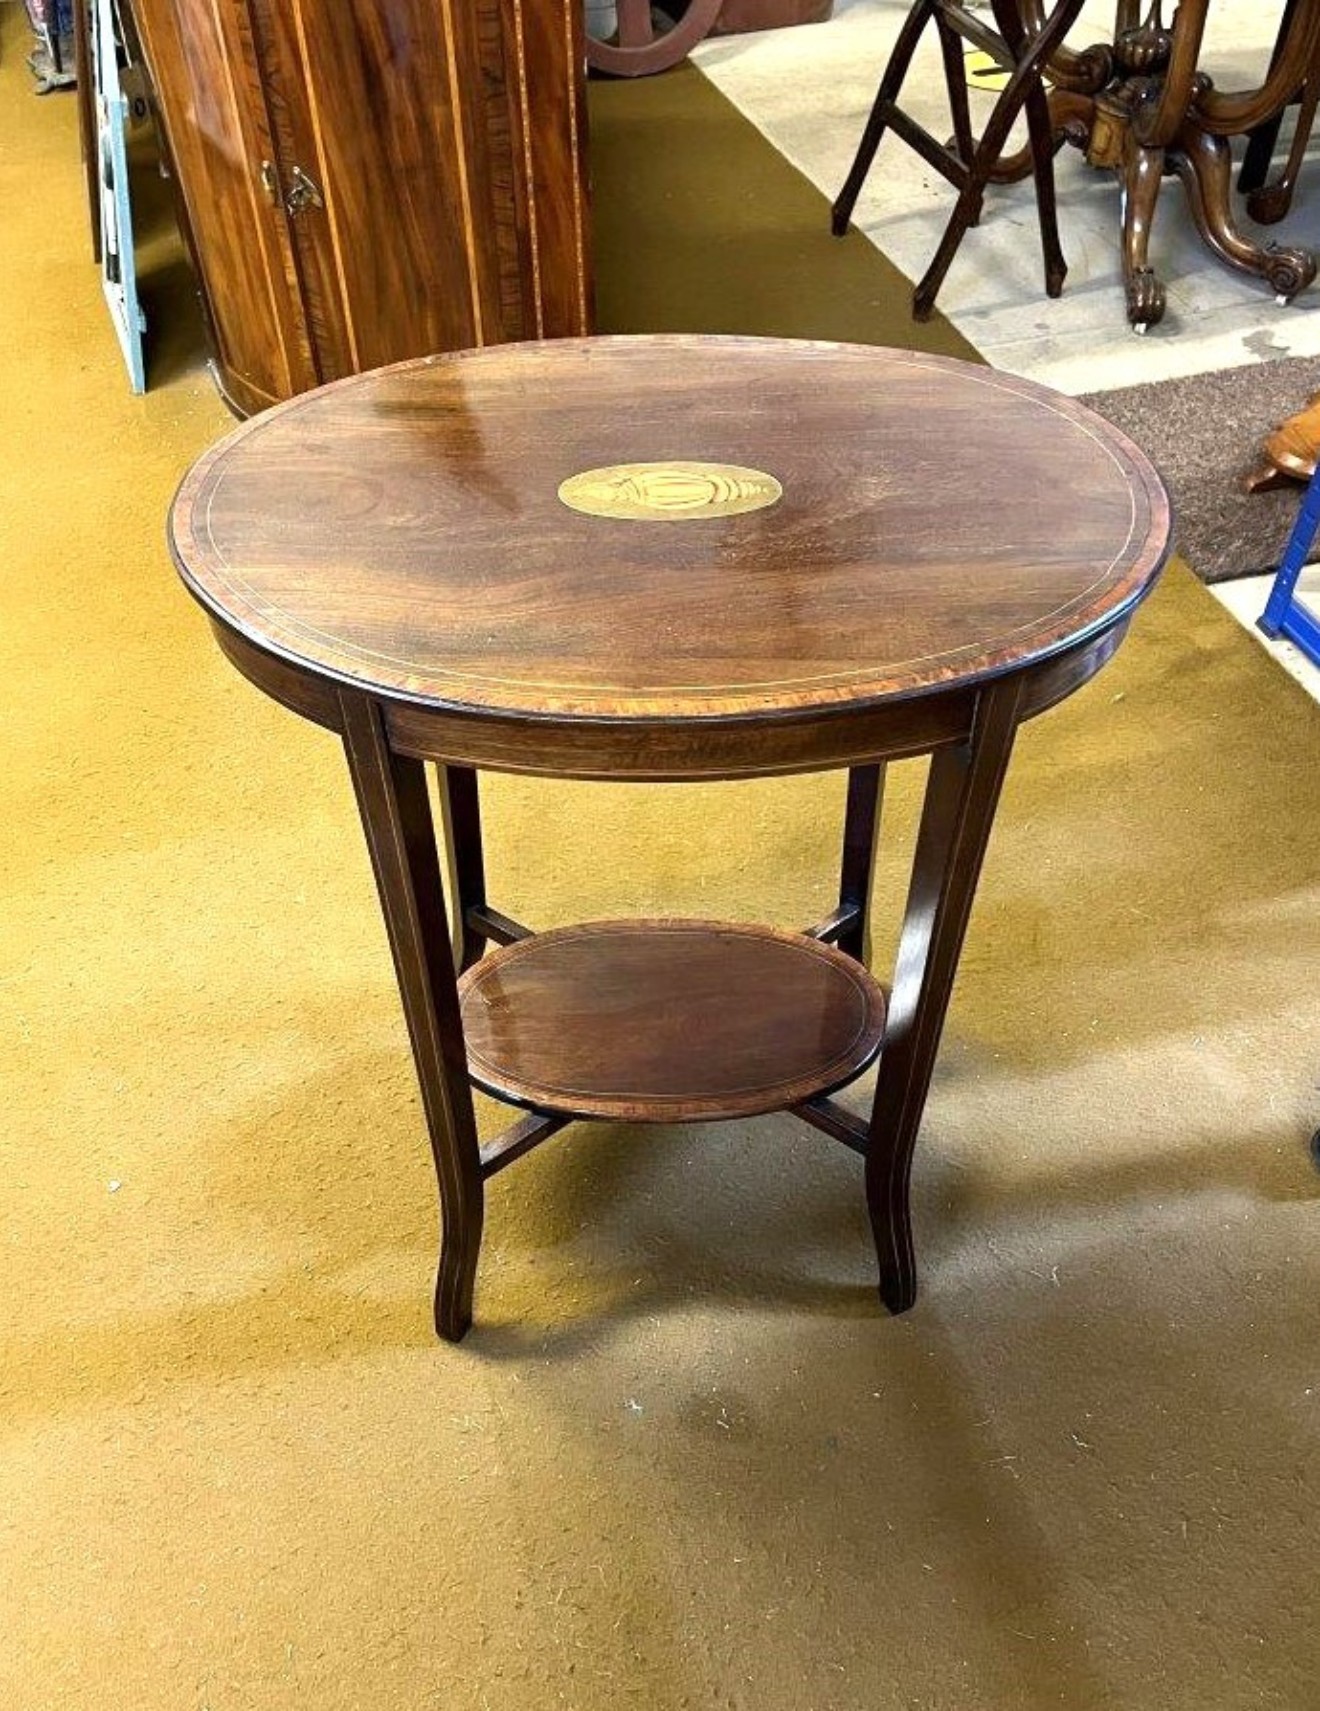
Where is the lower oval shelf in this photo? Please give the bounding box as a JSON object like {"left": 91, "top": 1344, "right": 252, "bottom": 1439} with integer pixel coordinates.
{"left": 457, "top": 918, "right": 887, "bottom": 1123}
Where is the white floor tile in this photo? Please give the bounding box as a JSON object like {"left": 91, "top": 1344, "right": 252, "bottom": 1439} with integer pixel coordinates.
{"left": 1209, "top": 570, "right": 1320, "bottom": 705}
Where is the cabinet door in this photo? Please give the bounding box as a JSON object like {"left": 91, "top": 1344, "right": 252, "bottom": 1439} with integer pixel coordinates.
{"left": 448, "top": 0, "right": 593, "bottom": 344}
{"left": 244, "top": 0, "right": 358, "bottom": 382}
{"left": 263, "top": 0, "right": 493, "bottom": 372}
{"left": 490, "top": 0, "right": 592, "bottom": 341}
{"left": 132, "top": 0, "right": 319, "bottom": 412}
{"left": 256, "top": 0, "right": 592, "bottom": 375}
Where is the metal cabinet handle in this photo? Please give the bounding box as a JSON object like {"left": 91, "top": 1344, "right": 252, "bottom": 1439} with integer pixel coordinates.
{"left": 284, "top": 165, "right": 324, "bottom": 216}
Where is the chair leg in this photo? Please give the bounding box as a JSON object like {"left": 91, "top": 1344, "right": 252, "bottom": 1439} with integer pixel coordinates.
{"left": 1024, "top": 82, "right": 1068, "bottom": 296}
{"left": 936, "top": 11, "right": 976, "bottom": 174}
{"left": 913, "top": 0, "right": 1083, "bottom": 319}
{"left": 832, "top": 0, "right": 938, "bottom": 235}
{"left": 1239, "top": 0, "right": 1299, "bottom": 193}
{"left": 913, "top": 88, "right": 1025, "bottom": 317}
{"left": 992, "top": 0, "right": 1067, "bottom": 298}
{"left": 912, "top": 187, "right": 984, "bottom": 320}
{"left": 1247, "top": 77, "right": 1320, "bottom": 225}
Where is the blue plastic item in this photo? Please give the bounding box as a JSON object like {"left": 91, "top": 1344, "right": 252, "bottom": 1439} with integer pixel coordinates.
{"left": 1260, "top": 463, "right": 1320, "bottom": 668}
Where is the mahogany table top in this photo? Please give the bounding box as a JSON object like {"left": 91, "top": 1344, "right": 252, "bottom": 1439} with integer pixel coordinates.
{"left": 171, "top": 334, "right": 1171, "bottom": 724}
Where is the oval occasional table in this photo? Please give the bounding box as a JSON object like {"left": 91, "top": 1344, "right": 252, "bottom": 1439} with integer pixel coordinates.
{"left": 170, "top": 334, "right": 1172, "bottom": 1342}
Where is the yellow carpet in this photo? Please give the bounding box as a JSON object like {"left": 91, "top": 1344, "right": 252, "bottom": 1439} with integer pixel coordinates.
{"left": 4, "top": 12, "right": 1320, "bottom": 1708}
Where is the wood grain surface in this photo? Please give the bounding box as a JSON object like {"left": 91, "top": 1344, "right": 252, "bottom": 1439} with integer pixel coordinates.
{"left": 457, "top": 919, "right": 888, "bottom": 1121}
{"left": 170, "top": 332, "right": 1175, "bottom": 1338}
{"left": 132, "top": 0, "right": 591, "bottom": 412}
{"left": 172, "top": 335, "right": 1171, "bottom": 725}
{"left": 132, "top": 0, "right": 319, "bottom": 412}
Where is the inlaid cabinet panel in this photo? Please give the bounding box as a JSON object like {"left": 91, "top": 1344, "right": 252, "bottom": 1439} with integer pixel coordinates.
{"left": 132, "top": 0, "right": 320, "bottom": 410}
{"left": 132, "top": 0, "right": 591, "bottom": 412}
{"left": 509, "top": 0, "right": 592, "bottom": 339}
{"left": 270, "top": 0, "right": 483, "bottom": 371}
{"left": 243, "top": 0, "right": 357, "bottom": 384}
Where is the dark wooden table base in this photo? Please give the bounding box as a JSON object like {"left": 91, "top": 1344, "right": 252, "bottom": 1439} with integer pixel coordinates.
{"left": 410, "top": 754, "right": 901, "bottom": 1341}
{"left": 171, "top": 336, "right": 1172, "bottom": 1345}
{"left": 994, "top": 0, "right": 1320, "bottom": 330}
{"left": 344, "top": 709, "right": 1024, "bottom": 1343}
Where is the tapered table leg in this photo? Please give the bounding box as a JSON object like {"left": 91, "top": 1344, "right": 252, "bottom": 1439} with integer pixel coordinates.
{"left": 837, "top": 763, "right": 885, "bottom": 963}
{"left": 436, "top": 764, "right": 488, "bottom": 974}
{"left": 865, "top": 677, "right": 1024, "bottom": 1313}
{"left": 340, "top": 693, "right": 485, "bottom": 1342}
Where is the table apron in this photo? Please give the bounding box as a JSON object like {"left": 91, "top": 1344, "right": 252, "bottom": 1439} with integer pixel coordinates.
{"left": 207, "top": 612, "right": 1129, "bottom": 781}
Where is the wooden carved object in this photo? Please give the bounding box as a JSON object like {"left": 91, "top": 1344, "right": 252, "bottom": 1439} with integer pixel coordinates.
{"left": 831, "top": 0, "right": 1088, "bottom": 320}
{"left": 585, "top": 0, "right": 723, "bottom": 77}
{"left": 990, "top": 0, "right": 1319, "bottom": 330}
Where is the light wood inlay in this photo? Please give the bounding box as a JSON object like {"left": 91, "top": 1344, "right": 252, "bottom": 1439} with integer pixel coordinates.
{"left": 558, "top": 461, "right": 783, "bottom": 521}
{"left": 509, "top": 0, "right": 545, "bottom": 338}
{"left": 437, "top": 0, "right": 485, "bottom": 345}
{"left": 562, "top": 0, "right": 589, "bottom": 332}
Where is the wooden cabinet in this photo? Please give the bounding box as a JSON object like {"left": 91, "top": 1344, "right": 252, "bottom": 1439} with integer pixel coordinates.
{"left": 132, "top": 0, "right": 591, "bottom": 414}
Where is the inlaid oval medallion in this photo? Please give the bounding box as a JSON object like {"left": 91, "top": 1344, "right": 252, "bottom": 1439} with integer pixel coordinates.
{"left": 558, "top": 460, "right": 782, "bottom": 521}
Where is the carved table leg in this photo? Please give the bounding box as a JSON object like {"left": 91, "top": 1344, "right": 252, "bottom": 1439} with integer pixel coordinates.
{"left": 864, "top": 677, "right": 1023, "bottom": 1313}
{"left": 1169, "top": 122, "right": 1317, "bottom": 301}
{"left": 1119, "top": 139, "right": 1167, "bottom": 329}
{"left": 986, "top": 88, "right": 1095, "bottom": 185}
{"left": 341, "top": 693, "right": 485, "bottom": 1343}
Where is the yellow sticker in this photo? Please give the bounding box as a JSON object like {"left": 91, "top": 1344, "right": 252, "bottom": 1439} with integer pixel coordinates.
{"left": 965, "top": 47, "right": 1009, "bottom": 92}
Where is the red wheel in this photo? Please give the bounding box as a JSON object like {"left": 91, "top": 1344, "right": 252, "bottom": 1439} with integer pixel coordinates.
{"left": 586, "top": 0, "right": 724, "bottom": 77}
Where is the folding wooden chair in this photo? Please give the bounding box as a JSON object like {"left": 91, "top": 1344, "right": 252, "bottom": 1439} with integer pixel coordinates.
{"left": 831, "top": 0, "right": 1088, "bottom": 319}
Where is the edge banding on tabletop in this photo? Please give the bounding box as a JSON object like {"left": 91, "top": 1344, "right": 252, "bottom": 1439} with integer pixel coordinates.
{"left": 169, "top": 336, "right": 1169, "bottom": 728}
